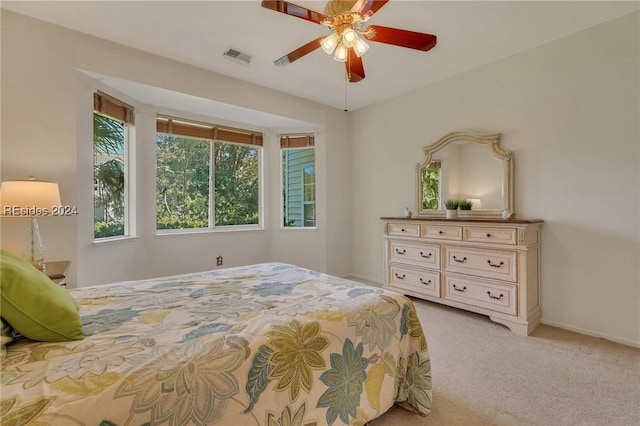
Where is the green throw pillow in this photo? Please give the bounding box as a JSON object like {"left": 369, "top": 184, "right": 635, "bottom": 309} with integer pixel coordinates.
{"left": 0, "top": 250, "right": 83, "bottom": 341}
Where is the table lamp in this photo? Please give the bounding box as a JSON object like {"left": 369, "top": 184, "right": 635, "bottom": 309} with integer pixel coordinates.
{"left": 0, "top": 177, "right": 61, "bottom": 271}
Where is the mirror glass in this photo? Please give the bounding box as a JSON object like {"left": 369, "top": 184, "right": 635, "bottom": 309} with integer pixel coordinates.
{"left": 416, "top": 132, "right": 513, "bottom": 218}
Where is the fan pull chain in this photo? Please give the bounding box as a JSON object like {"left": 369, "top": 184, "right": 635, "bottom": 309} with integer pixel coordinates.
{"left": 344, "top": 52, "right": 349, "bottom": 112}
{"left": 344, "top": 73, "right": 348, "bottom": 112}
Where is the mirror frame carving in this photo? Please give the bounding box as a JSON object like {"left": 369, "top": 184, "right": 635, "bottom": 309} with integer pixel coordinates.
{"left": 416, "top": 131, "right": 514, "bottom": 219}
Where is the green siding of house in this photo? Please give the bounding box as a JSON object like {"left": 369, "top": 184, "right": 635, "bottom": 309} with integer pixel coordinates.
{"left": 284, "top": 148, "right": 314, "bottom": 227}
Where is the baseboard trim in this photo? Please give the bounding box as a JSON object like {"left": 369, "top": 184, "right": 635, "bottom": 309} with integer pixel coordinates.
{"left": 541, "top": 319, "right": 639, "bottom": 348}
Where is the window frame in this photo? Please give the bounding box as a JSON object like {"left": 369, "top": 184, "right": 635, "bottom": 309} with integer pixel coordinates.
{"left": 211, "top": 139, "right": 263, "bottom": 230}
{"left": 280, "top": 134, "right": 316, "bottom": 230}
{"left": 92, "top": 92, "right": 135, "bottom": 241}
{"left": 302, "top": 164, "right": 316, "bottom": 227}
{"left": 155, "top": 115, "right": 264, "bottom": 234}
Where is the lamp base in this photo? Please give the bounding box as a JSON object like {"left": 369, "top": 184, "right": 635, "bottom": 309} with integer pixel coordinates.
{"left": 22, "top": 217, "right": 45, "bottom": 272}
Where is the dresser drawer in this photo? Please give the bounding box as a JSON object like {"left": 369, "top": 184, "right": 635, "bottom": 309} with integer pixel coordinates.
{"left": 389, "top": 240, "right": 440, "bottom": 268}
{"left": 421, "top": 224, "right": 463, "bottom": 241}
{"left": 443, "top": 246, "right": 517, "bottom": 282}
{"left": 443, "top": 274, "right": 517, "bottom": 315}
{"left": 464, "top": 226, "right": 517, "bottom": 245}
{"left": 389, "top": 266, "right": 440, "bottom": 298}
{"left": 387, "top": 222, "right": 420, "bottom": 237}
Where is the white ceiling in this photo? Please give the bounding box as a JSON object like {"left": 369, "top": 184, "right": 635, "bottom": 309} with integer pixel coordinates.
{"left": 2, "top": 1, "right": 638, "bottom": 111}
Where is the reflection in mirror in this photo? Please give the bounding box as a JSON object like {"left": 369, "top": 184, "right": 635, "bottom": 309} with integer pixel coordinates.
{"left": 420, "top": 160, "right": 440, "bottom": 210}
{"left": 416, "top": 131, "right": 513, "bottom": 218}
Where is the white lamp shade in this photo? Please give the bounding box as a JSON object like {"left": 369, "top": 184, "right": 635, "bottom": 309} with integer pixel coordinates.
{"left": 0, "top": 180, "right": 61, "bottom": 216}
{"left": 321, "top": 32, "right": 340, "bottom": 54}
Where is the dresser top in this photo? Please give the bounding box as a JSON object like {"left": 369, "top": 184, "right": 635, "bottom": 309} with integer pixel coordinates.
{"left": 380, "top": 216, "right": 544, "bottom": 224}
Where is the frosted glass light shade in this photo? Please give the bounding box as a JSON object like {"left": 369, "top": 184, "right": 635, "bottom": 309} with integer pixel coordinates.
{"left": 321, "top": 32, "right": 340, "bottom": 54}
{"left": 353, "top": 37, "right": 369, "bottom": 57}
{"left": 333, "top": 43, "right": 348, "bottom": 62}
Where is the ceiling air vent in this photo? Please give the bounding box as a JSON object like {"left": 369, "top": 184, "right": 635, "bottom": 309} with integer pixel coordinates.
{"left": 223, "top": 48, "right": 252, "bottom": 66}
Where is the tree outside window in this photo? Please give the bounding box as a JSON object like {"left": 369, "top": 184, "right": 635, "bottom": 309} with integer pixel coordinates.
{"left": 156, "top": 135, "right": 210, "bottom": 230}
{"left": 93, "top": 113, "right": 128, "bottom": 238}
{"left": 156, "top": 134, "right": 260, "bottom": 230}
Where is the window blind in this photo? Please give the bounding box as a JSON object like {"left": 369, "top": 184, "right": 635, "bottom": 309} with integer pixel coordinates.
{"left": 280, "top": 134, "right": 315, "bottom": 148}
{"left": 157, "top": 116, "right": 263, "bottom": 146}
{"left": 93, "top": 91, "right": 135, "bottom": 125}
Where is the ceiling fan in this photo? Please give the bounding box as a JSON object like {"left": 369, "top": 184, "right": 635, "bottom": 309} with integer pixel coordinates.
{"left": 261, "top": 0, "right": 437, "bottom": 82}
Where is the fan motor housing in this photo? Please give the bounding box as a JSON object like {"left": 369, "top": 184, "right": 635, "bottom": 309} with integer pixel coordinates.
{"left": 324, "top": 0, "right": 358, "bottom": 16}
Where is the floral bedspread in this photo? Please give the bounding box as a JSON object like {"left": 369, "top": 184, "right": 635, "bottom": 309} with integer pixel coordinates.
{"left": 1, "top": 263, "right": 431, "bottom": 426}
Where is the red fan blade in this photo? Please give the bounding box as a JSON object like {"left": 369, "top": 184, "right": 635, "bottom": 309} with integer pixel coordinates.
{"left": 364, "top": 25, "right": 437, "bottom": 51}
{"left": 261, "top": 0, "right": 326, "bottom": 25}
{"left": 274, "top": 37, "right": 323, "bottom": 66}
{"left": 352, "top": 0, "right": 389, "bottom": 15}
{"left": 346, "top": 49, "right": 365, "bottom": 82}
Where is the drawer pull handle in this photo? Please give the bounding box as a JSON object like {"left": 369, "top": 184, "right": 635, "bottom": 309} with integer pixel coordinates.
{"left": 487, "top": 260, "right": 504, "bottom": 268}
{"left": 453, "top": 256, "right": 467, "bottom": 263}
{"left": 395, "top": 249, "right": 406, "bottom": 255}
{"left": 419, "top": 278, "right": 432, "bottom": 285}
{"left": 453, "top": 284, "right": 467, "bottom": 292}
{"left": 395, "top": 273, "right": 406, "bottom": 280}
{"left": 420, "top": 252, "right": 432, "bottom": 259}
{"left": 438, "top": 230, "right": 444, "bottom": 235}
{"left": 487, "top": 291, "right": 504, "bottom": 300}
{"left": 486, "top": 233, "right": 492, "bottom": 238}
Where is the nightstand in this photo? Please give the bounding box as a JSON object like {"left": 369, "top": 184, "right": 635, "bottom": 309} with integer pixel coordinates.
{"left": 44, "top": 261, "right": 70, "bottom": 287}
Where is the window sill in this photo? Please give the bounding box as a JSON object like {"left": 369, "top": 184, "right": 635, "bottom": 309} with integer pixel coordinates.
{"left": 93, "top": 236, "right": 139, "bottom": 246}
{"left": 279, "top": 227, "right": 318, "bottom": 231}
{"left": 155, "top": 226, "right": 264, "bottom": 238}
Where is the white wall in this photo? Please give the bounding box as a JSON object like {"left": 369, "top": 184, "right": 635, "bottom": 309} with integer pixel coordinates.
{"left": 2, "top": 9, "right": 638, "bottom": 347}
{"left": 0, "top": 11, "right": 351, "bottom": 286}
{"left": 350, "top": 12, "right": 639, "bottom": 346}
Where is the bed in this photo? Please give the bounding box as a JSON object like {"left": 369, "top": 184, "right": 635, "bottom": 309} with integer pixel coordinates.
{"left": 1, "top": 262, "right": 431, "bottom": 426}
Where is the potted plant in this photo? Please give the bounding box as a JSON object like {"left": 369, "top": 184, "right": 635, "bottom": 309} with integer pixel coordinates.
{"left": 458, "top": 200, "right": 473, "bottom": 211}
{"left": 444, "top": 199, "right": 459, "bottom": 219}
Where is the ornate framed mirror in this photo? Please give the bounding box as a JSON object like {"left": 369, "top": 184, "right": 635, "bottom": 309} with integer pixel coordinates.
{"left": 416, "top": 131, "right": 514, "bottom": 219}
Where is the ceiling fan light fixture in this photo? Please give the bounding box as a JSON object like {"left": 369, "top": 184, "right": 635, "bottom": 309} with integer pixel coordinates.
{"left": 353, "top": 37, "right": 369, "bottom": 57}
{"left": 321, "top": 32, "right": 340, "bottom": 54}
{"left": 261, "top": 0, "right": 437, "bottom": 82}
{"left": 333, "top": 43, "right": 348, "bottom": 62}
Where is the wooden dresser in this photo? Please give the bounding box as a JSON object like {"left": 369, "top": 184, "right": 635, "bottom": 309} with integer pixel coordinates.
{"left": 382, "top": 217, "right": 543, "bottom": 335}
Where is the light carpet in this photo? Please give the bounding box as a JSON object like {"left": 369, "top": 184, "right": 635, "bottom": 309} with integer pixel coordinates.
{"left": 371, "top": 298, "right": 640, "bottom": 426}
